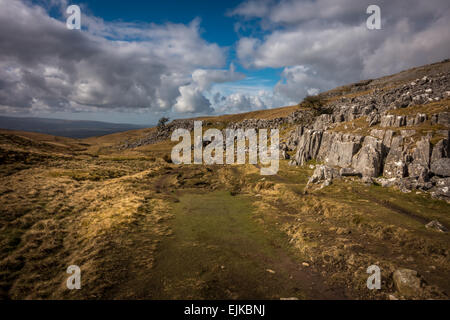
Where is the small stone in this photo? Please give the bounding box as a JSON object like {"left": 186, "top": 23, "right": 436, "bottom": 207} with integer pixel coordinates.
{"left": 336, "top": 227, "right": 350, "bottom": 235}
{"left": 393, "top": 269, "right": 423, "bottom": 298}
{"left": 425, "top": 220, "right": 448, "bottom": 232}
{"left": 388, "top": 294, "right": 399, "bottom": 300}
{"left": 266, "top": 269, "right": 276, "bottom": 274}
{"left": 302, "top": 262, "right": 310, "bottom": 267}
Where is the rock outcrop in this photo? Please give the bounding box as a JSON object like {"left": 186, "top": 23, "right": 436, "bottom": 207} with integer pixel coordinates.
{"left": 288, "top": 71, "right": 450, "bottom": 200}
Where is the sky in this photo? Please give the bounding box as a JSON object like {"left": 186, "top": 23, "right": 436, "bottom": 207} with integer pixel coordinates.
{"left": 0, "top": 0, "right": 449, "bottom": 125}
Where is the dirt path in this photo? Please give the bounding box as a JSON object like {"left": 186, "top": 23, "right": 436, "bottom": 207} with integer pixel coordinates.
{"left": 140, "top": 190, "right": 347, "bottom": 299}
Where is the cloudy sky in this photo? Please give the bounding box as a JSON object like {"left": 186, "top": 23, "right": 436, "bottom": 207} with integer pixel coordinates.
{"left": 0, "top": 0, "right": 449, "bottom": 125}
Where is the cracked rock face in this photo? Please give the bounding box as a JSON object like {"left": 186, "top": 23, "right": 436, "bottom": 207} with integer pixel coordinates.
{"left": 118, "top": 67, "right": 450, "bottom": 201}
{"left": 431, "top": 158, "right": 450, "bottom": 177}
{"left": 286, "top": 71, "right": 450, "bottom": 201}
{"left": 351, "top": 136, "right": 384, "bottom": 178}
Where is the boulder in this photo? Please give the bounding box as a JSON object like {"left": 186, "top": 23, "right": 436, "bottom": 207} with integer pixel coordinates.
{"left": 437, "top": 112, "right": 450, "bottom": 127}
{"left": 408, "top": 163, "right": 430, "bottom": 181}
{"left": 431, "top": 139, "right": 449, "bottom": 162}
{"left": 383, "top": 136, "right": 407, "bottom": 179}
{"left": 307, "top": 165, "right": 339, "bottom": 185}
{"left": 293, "top": 130, "right": 323, "bottom": 166}
{"left": 352, "top": 136, "right": 384, "bottom": 177}
{"left": 393, "top": 269, "right": 423, "bottom": 298}
{"left": 408, "top": 138, "right": 431, "bottom": 179}
{"left": 412, "top": 138, "right": 431, "bottom": 168}
{"left": 313, "top": 114, "right": 334, "bottom": 130}
{"left": 340, "top": 167, "right": 361, "bottom": 177}
{"left": 380, "top": 115, "right": 406, "bottom": 127}
{"left": 324, "top": 140, "right": 362, "bottom": 168}
{"left": 380, "top": 115, "right": 395, "bottom": 127}
{"left": 406, "top": 113, "right": 427, "bottom": 126}
{"left": 425, "top": 220, "right": 448, "bottom": 233}
{"left": 430, "top": 158, "right": 450, "bottom": 177}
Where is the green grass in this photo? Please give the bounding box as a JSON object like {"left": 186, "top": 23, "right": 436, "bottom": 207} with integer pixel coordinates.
{"left": 143, "top": 190, "right": 317, "bottom": 299}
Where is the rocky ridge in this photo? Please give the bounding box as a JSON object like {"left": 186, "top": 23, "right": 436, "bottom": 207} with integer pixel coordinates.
{"left": 119, "top": 61, "right": 450, "bottom": 201}
{"left": 286, "top": 72, "right": 450, "bottom": 202}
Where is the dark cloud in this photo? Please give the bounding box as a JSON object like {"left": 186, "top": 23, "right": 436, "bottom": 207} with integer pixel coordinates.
{"left": 233, "top": 0, "right": 450, "bottom": 103}
{"left": 0, "top": 0, "right": 228, "bottom": 114}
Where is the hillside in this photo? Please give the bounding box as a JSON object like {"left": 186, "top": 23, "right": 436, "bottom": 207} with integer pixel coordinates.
{"left": 0, "top": 60, "right": 449, "bottom": 300}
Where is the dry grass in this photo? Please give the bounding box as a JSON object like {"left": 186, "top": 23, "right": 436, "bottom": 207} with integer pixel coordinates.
{"left": 1, "top": 108, "right": 449, "bottom": 300}
{"left": 388, "top": 98, "right": 450, "bottom": 117}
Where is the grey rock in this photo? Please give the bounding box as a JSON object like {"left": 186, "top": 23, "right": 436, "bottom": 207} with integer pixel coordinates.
{"left": 293, "top": 130, "right": 323, "bottom": 166}
{"left": 437, "top": 112, "right": 450, "bottom": 127}
{"left": 425, "top": 220, "right": 448, "bottom": 233}
{"left": 340, "top": 167, "right": 361, "bottom": 177}
{"left": 412, "top": 138, "right": 431, "bottom": 168}
{"left": 383, "top": 136, "right": 407, "bottom": 179}
{"left": 377, "top": 177, "right": 397, "bottom": 188}
{"left": 307, "top": 165, "right": 339, "bottom": 185}
{"left": 431, "top": 139, "right": 449, "bottom": 162}
{"left": 352, "top": 136, "right": 384, "bottom": 177}
{"left": 400, "top": 130, "right": 416, "bottom": 138}
{"left": 361, "top": 176, "right": 374, "bottom": 184}
{"left": 380, "top": 115, "right": 406, "bottom": 128}
{"left": 430, "top": 158, "right": 450, "bottom": 177}
{"left": 393, "top": 269, "right": 423, "bottom": 298}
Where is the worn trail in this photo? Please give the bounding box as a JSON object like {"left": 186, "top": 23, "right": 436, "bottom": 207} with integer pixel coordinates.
{"left": 141, "top": 190, "right": 345, "bottom": 299}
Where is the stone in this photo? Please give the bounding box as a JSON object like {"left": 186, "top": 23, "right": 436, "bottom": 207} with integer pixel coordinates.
{"left": 320, "top": 179, "right": 332, "bottom": 188}
{"left": 383, "top": 137, "right": 407, "bottom": 179}
{"left": 400, "top": 130, "right": 415, "bottom": 138}
{"left": 340, "top": 167, "right": 361, "bottom": 177}
{"left": 425, "top": 220, "right": 448, "bottom": 233}
{"left": 412, "top": 138, "right": 431, "bottom": 168}
{"left": 437, "top": 112, "right": 450, "bottom": 126}
{"left": 307, "top": 165, "right": 339, "bottom": 185}
{"left": 361, "top": 176, "right": 373, "bottom": 184}
{"left": 313, "top": 114, "right": 333, "bottom": 130}
{"left": 431, "top": 139, "right": 449, "bottom": 163}
{"left": 408, "top": 162, "right": 429, "bottom": 180}
{"left": 352, "top": 136, "right": 384, "bottom": 177}
{"left": 430, "top": 158, "right": 450, "bottom": 177}
{"left": 393, "top": 269, "right": 423, "bottom": 298}
{"left": 293, "top": 129, "right": 323, "bottom": 166}
{"left": 377, "top": 177, "right": 397, "bottom": 188}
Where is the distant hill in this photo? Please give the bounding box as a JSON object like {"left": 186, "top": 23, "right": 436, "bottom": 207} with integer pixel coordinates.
{"left": 0, "top": 116, "right": 147, "bottom": 138}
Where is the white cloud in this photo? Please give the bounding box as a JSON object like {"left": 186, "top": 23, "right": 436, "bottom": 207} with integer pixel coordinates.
{"left": 192, "top": 64, "right": 245, "bottom": 91}
{"left": 233, "top": 0, "right": 450, "bottom": 104}
{"left": 275, "top": 65, "right": 337, "bottom": 102}
{"left": 0, "top": 0, "right": 226, "bottom": 115}
{"left": 173, "top": 84, "right": 213, "bottom": 113}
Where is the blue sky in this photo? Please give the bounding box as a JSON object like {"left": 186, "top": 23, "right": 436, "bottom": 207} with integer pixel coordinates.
{"left": 76, "top": 0, "right": 284, "bottom": 90}
{"left": 0, "top": 0, "right": 449, "bottom": 124}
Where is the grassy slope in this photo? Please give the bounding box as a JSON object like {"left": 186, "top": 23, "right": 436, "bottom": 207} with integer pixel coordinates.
{"left": 1, "top": 60, "right": 450, "bottom": 299}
